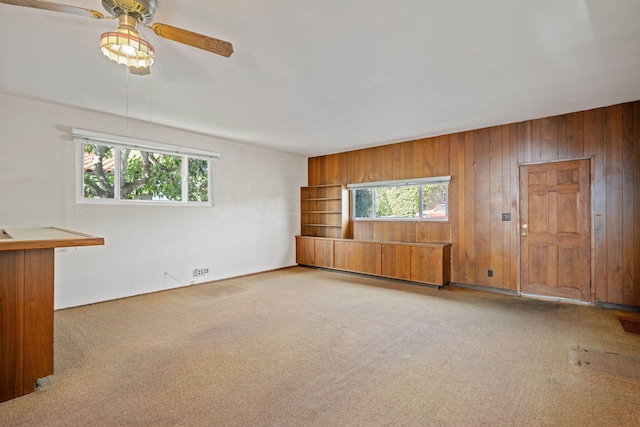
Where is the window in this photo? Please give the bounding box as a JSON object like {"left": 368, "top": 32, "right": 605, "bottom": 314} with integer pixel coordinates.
{"left": 73, "top": 129, "right": 219, "bottom": 205}
{"left": 349, "top": 177, "right": 450, "bottom": 221}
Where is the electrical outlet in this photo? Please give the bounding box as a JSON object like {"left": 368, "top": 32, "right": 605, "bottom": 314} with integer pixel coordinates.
{"left": 488, "top": 269, "right": 493, "bottom": 277}
{"left": 193, "top": 268, "right": 209, "bottom": 277}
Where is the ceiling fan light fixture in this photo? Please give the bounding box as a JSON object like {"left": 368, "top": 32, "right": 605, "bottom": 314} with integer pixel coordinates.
{"left": 100, "top": 14, "right": 154, "bottom": 69}
{"left": 100, "top": 28, "right": 155, "bottom": 68}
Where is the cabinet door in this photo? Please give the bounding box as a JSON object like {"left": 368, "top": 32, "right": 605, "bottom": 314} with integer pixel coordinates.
{"left": 333, "top": 240, "right": 380, "bottom": 275}
{"left": 0, "top": 249, "right": 54, "bottom": 402}
{"left": 334, "top": 240, "right": 349, "bottom": 270}
{"left": 314, "top": 239, "right": 334, "bottom": 268}
{"left": 410, "top": 245, "right": 444, "bottom": 285}
{"left": 23, "top": 249, "right": 54, "bottom": 394}
{"left": 296, "top": 236, "right": 315, "bottom": 265}
{"left": 348, "top": 241, "right": 381, "bottom": 275}
{"left": 381, "top": 244, "right": 411, "bottom": 280}
{"left": 0, "top": 251, "right": 24, "bottom": 402}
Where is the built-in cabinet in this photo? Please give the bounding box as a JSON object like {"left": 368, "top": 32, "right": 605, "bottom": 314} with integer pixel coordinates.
{"left": 0, "top": 227, "right": 103, "bottom": 403}
{"left": 300, "top": 185, "right": 350, "bottom": 238}
{"left": 298, "top": 183, "right": 450, "bottom": 288}
{"left": 296, "top": 236, "right": 451, "bottom": 287}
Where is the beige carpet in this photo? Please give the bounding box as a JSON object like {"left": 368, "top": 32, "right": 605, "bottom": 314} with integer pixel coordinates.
{"left": 1, "top": 266, "right": 639, "bottom": 426}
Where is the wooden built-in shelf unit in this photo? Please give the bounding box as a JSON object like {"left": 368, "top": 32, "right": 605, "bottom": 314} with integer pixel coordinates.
{"left": 300, "top": 184, "right": 351, "bottom": 239}
{"left": 298, "top": 182, "right": 451, "bottom": 286}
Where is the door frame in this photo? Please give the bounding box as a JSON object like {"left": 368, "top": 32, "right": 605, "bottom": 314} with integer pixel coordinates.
{"left": 516, "top": 156, "right": 596, "bottom": 304}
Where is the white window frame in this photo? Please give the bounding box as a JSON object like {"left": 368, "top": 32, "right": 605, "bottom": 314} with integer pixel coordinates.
{"left": 348, "top": 176, "right": 451, "bottom": 221}
{"left": 73, "top": 128, "right": 220, "bottom": 206}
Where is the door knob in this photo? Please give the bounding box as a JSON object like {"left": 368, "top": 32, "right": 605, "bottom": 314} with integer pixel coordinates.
{"left": 521, "top": 223, "right": 528, "bottom": 237}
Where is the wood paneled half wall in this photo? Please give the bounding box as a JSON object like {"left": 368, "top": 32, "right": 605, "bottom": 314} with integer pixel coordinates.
{"left": 307, "top": 101, "right": 640, "bottom": 308}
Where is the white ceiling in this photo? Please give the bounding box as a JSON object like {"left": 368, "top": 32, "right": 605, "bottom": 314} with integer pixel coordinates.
{"left": 1, "top": 0, "right": 639, "bottom": 157}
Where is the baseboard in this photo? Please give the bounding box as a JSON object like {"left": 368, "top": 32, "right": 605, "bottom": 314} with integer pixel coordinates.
{"left": 520, "top": 292, "right": 591, "bottom": 306}
{"left": 448, "top": 282, "right": 517, "bottom": 296}
{"left": 594, "top": 301, "right": 640, "bottom": 313}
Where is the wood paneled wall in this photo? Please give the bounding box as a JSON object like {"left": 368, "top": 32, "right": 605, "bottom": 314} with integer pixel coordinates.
{"left": 307, "top": 101, "right": 640, "bottom": 307}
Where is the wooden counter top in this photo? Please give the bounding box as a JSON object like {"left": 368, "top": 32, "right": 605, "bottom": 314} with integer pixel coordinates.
{"left": 0, "top": 227, "right": 104, "bottom": 251}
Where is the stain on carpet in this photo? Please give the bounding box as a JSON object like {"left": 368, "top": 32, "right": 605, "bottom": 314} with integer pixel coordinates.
{"left": 619, "top": 318, "right": 640, "bottom": 335}
{"left": 572, "top": 346, "right": 640, "bottom": 381}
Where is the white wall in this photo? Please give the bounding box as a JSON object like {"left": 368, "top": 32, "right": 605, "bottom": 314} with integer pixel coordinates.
{"left": 0, "top": 94, "right": 307, "bottom": 309}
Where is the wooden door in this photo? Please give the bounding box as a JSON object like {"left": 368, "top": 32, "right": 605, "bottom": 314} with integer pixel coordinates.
{"left": 381, "top": 243, "right": 411, "bottom": 280}
{"left": 314, "top": 239, "right": 334, "bottom": 268}
{"left": 334, "top": 241, "right": 381, "bottom": 275}
{"left": 295, "top": 236, "right": 315, "bottom": 265}
{"left": 23, "top": 249, "right": 55, "bottom": 394}
{"left": 349, "top": 241, "right": 381, "bottom": 275}
{"left": 0, "top": 250, "right": 24, "bottom": 402}
{"left": 520, "top": 160, "right": 591, "bottom": 301}
{"left": 334, "top": 240, "right": 349, "bottom": 271}
{"left": 410, "top": 245, "right": 443, "bottom": 285}
{"left": 1, "top": 248, "right": 54, "bottom": 402}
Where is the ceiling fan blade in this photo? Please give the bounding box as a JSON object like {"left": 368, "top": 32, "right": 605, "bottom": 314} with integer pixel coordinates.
{"left": 0, "top": 0, "right": 106, "bottom": 19}
{"left": 151, "top": 23, "right": 233, "bottom": 58}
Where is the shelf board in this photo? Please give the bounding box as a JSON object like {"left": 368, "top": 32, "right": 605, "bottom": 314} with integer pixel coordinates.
{"left": 302, "top": 211, "right": 342, "bottom": 214}
{"left": 301, "top": 224, "right": 342, "bottom": 228}
{"left": 302, "top": 197, "right": 342, "bottom": 201}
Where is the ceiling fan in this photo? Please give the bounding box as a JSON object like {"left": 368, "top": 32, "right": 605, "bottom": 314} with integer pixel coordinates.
{"left": 0, "top": 0, "right": 234, "bottom": 75}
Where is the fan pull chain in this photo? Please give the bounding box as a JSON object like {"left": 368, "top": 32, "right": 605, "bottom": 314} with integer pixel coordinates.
{"left": 148, "top": 70, "right": 153, "bottom": 124}
{"left": 125, "top": 64, "right": 130, "bottom": 128}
